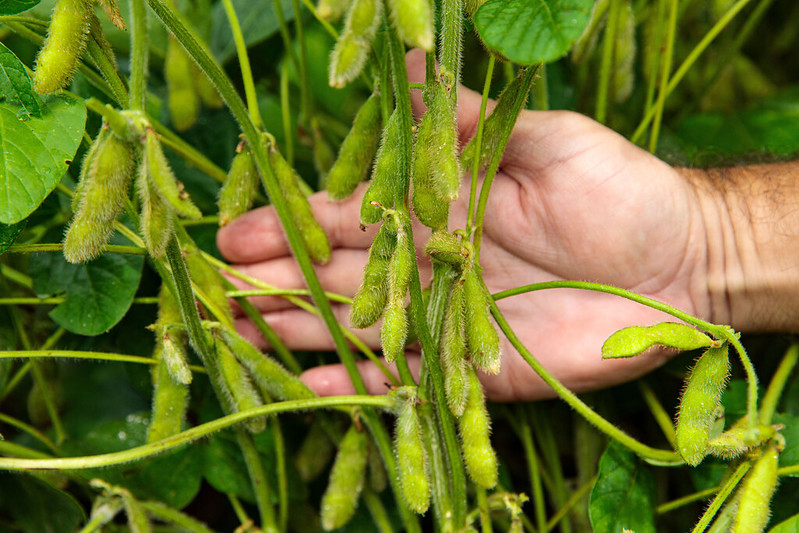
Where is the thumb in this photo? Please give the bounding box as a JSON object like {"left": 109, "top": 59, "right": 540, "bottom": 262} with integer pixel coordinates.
{"left": 405, "top": 48, "right": 495, "bottom": 145}
{"left": 300, "top": 354, "right": 422, "bottom": 396}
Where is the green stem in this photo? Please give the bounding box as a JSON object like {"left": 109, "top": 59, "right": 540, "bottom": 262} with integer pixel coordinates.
{"left": 646, "top": 0, "right": 677, "bottom": 152}
{"left": 85, "top": 34, "right": 129, "bottom": 108}
{"left": 691, "top": 461, "right": 750, "bottom": 533}
{"left": 227, "top": 288, "right": 350, "bottom": 304}
{"left": 466, "top": 54, "right": 494, "bottom": 232}
{"left": 516, "top": 406, "right": 546, "bottom": 533}
{"left": 0, "top": 413, "right": 60, "bottom": 454}
{"left": 299, "top": 0, "right": 338, "bottom": 39}
{"left": 5, "top": 243, "right": 146, "bottom": 255}
{"left": 237, "top": 427, "right": 277, "bottom": 533}
{"left": 128, "top": 0, "right": 149, "bottom": 111}
{"left": 29, "top": 361, "right": 67, "bottom": 444}
{"left": 530, "top": 405, "right": 571, "bottom": 533}
{"left": 439, "top": 0, "right": 463, "bottom": 98}
{"left": 0, "top": 264, "right": 33, "bottom": 290}
{"left": 595, "top": 0, "right": 620, "bottom": 124}
{"left": 0, "top": 350, "right": 203, "bottom": 374}
{"left": 221, "top": 0, "right": 263, "bottom": 129}
{"left": 0, "top": 396, "right": 394, "bottom": 470}
{"left": 271, "top": 416, "right": 289, "bottom": 532}
{"left": 657, "top": 486, "right": 719, "bottom": 514}
{"left": 545, "top": 476, "right": 597, "bottom": 532}
{"left": 139, "top": 501, "right": 216, "bottom": 533}
{"left": 760, "top": 343, "right": 799, "bottom": 425}
{"left": 280, "top": 59, "right": 294, "bottom": 164}
{"left": 641, "top": 0, "right": 666, "bottom": 132}
{"left": 639, "top": 380, "right": 677, "bottom": 447}
{"left": 291, "top": 0, "right": 313, "bottom": 127}
{"left": 274, "top": 0, "right": 300, "bottom": 82}
{"left": 363, "top": 489, "right": 395, "bottom": 533}
{"left": 476, "top": 487, "right": 492, "bottom": 533}
{"left": 631, "top": 0, "right": 754, "bottom": 145}
{"left": 532, "top": 64, "right": 548, "bottom": 111}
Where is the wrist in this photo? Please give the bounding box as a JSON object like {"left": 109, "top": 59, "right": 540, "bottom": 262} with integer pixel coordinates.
{"left": 681, "top": 163, "right": 799, "bottom": 332}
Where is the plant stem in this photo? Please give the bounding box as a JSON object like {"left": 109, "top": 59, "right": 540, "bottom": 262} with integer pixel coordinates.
{"left": 439, "top": 0, "right": 463, "bottom": 99}
{"left": 532, "top": 64, "right": 548, "bottom": 110}
{"left": 363, "top": 489, "right": 395, "bottom": 533}
{"left": 5, "top": 243, "right": 146, "bottom": 255}
{"left": 271, "top": 416, "right": 289, "bottom": 532}
{"left": 466, "top": 54, "right": 494, "bottom": 232}
{"left": 280, "top": 59, "right": 294, "bottom": 163}
{"left": 291, "top": 0, "right": 313, "bottom": 127}
{"left": 221, "top": 0, "right": 263, "bottom": 129}
{"left": 0, "top": 350, "right": 203, "bottom": 373}
{"left": 140, "top": 501, "right": 216, "bottom": 533}
{"left": 86, "top": 34, "right": 129, "bottom": 108}
{"left": 128, "top": 0, "right": 148, "bottom": 111}
{"left": 476, "top": 487, "right": 492, "bottom": 533}
{"left": 646, "top": 0, "right": 677, "bottom": 152}
{"left": 642, "top": 0, "right": 666, "bottom": 131}
{"left": 0, "top": 413, "right": 60, "bottom": 454}
{"left": 657, "top": 486, "right": 719, "bottom": 514}
{"left": 760, "top": 343, "right": 799, "bottom": 425}
{"left": 595, "top": 0, "right": 620, "bottom": 124}
{"left": 299, "top": 0, "right": 338, "bottom": 39}
{"left": 237, "top": 427, "right": 278, "bottom": 533}
{"left": 691, "top": 461, "right": 750, "bottom": 533}
{"left": 639, "top": 380, "right": 677, "bottom": 448}
{"left": 516, "top": 406, "right": 547, "bottom": 533}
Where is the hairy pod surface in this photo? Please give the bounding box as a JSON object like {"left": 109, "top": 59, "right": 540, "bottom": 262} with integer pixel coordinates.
{"left": 381, "top": 298, "right": 408, "bottom": 364}
{"left": 64, "top": 129, "right": 136, "bottom": 263}
{"left": 361, "top": 109, "right": 404, "bottom": 224}
{"left": 295, "top": 418, "right": 336, "bottom": 481}
{"left": 459, "top": 365, "right": 498, "bottom": 488}
{"left": 320, "top": 425, "right": 369, "bottom": 531}
{"left": 389, "top": 227, "right": 413, "bottom": 302}
{"left": 328, "top": 0, "right": 382, "bottom": 88}
{"left": 417, "top": 81, "right": 461, "bottom": 202}
{"left": 268, "top": 145, "right": 332, "bottom": 264}
{"left": 708, "top": 421, "right": 778, "bottom": 460}
{"left": 317, "top": 0, "right": 350, "bottom": 20}
{"left": 184, "top": 246, "right": 234, "bottom": 324}
{"left": 136, "top": 161, "right": 174, "bottom": 259}
{"left": 165, "top": 37, "right": 200, "bottom": 132}
{"left": 675, "top": 345, "right": 731, "bottom": 466}
{"left": 327, "top": 91, "right": 383, "bottom": 200}
{"left": 33, "top": 0, "right": 93, "bottom": 94}
{"left": 146, "top": 342, "right": 189, "bottom": 443}
{"left": 395, "top": 396, "right": 430, "bottom": 513}
{"left": 441, "top": 277, "right": 468, "bottom": 416}
{"left": 350, "top": 223, "right": 397, "bottom": 328}
{"left": 425, "top": 230, "right": 468, "bottom": 266}
{"left": 215, "top": 338, "right": 265, "bottom": 433}
{"left": 731, "top": 444, "right": 781, "bottom": 533}
{"left": 367, "top": 437, "right": 387, "bottom": 493}
{"left": 218, "top": 146, "right": 259, "bottom": 226}
{"left": 464, "top": 267, "right": 501, "bottom": 374}
{"left": 220, "top": 327, "right": 316, "bottom": 402}
{"left": 386, "top": 0, "right": 435, "bottom": 51}
{"left": 602, "top": 322, "right": 715, "bottom": 359}
{"left": 144, "top": 130, "right": 203, "bottom": 220}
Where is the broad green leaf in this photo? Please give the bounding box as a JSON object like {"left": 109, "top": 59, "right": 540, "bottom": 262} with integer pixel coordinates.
{"left": 202, "top": 431, "right": 258, "bottom": 502}
{"left": 769, "top": 513, "right": 799, "bottom": 533}
{"left": 473, "top": 0, "right": 593, "bottom": 65}
{"left": 0, "top": 42, "right": 41, "bottom": 117}
{"left": 29, "top": 248, "right": 143, "bottom": 336}
{"left": 0, "top": 473, "right": 86, "bottom": 533}
{"left": 773, "top": 413, "right": 799, "bottom": 470}
{"left": 0, "top": 0, "right": 39, "bottom": 15}
{"left": 0, "top": 94, "right": 86, "bottom": 224}
{"left": 589, "top": 441, "right": 656, "bottom": 533}
{"left": 210, "top": 0, "right": 294, "bottom": 64}
{"left": 0, "top": 219, "right": 25, "bottom": 254}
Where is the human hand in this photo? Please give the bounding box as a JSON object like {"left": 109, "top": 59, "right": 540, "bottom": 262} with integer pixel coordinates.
{"left": 216, "top": 50, "right": 711, "bottom": 401}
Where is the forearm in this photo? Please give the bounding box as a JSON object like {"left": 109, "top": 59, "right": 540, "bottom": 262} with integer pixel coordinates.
{"left": 682, "top": 161, "right": 799, "bottom": 332}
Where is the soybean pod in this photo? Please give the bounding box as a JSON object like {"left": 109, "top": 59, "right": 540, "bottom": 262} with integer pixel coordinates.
{"left": 463, "top": 267, "right": 501, "bottom": 374}
{"left": 350, "top": 223, "right": 397, "bottom": 328}
{"left": 441, "top": 276, "right": 468, "bottom": 416}
{"left": 33, "top": 0, "right": 93, "bottom": 94}
{"left": 361, "top": 108, "right": 404, "bottom": 225}
{"left": 320, "top": 424, "right": 369, "bottom": 530}
{"left": 218, "top": 144, "right": 260, "bottom": 226}
{"left": 458, "top": 365, "right": 498, "bottom": 488}
{"left": 393, "top": 387, "right": 430, "bottom": 513}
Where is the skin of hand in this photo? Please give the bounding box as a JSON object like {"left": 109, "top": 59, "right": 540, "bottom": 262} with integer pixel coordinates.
{"left": 216, "top": 49, "right": 716, "bottom": 402}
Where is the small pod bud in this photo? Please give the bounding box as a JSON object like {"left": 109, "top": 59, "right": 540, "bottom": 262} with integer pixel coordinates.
{"left": 320, "top": 424, "right": 369, "bottom": 531}
{"left": 220, "top": 327, "right": 316, "bottom": 402}
{"left": 381, "top": 298, "right": 408, "bottom": 364}
{"left": 458, "top": 365, "right": 498, "bottom": 488}
{"left": 425, "top": 230, "right": 468, "bottom": 266}
{"left": 215, "top": 337, "right": 266, "bottom": 433}
{"left": 64, "top": 129, "right": 136, "bottom": 263}
{"left": 33, "top": 0, "right": 93, "bottom": 94}
{"left": 218, "top": 145, "right": 259, "bottom": 226}
{"left": 165, "top": 36, "right": 200, "bottom": 132}
{"left": 386, "top": 0, "right": 435, "bottom": 51}
{"left": 464, "top": 267, "right": 501, "bottom": 375}
{"left": 602, "top": 322, "right": 715, "bottom": 359}
{"left": 136, "top": 162, "right": 174, "bottom": 259}
{"left": 295, "top": 418, "right": 336, "bottom": 481}
{"left": 731, "top": 443, "right": 781, "bottom": 533}
{"left": 329, "top": 33, "right": 369, "bottom": 89}
{"left": 441, "top": 277, "right": 468, "bottom": 416}
{"left": 708, "top": 420, "right": 779, "bottom": 460}
{"left": 394, "top": 390, "right": 430, "bottom": 513}
{"left": 675, "top": 345, "right": 731, "bottom": 466}
{"left": 350, "top": 223, "right": 397, "bottom": 328}
{"left": 155, "top": 283, "right": 192, "bottom": 384}
{"left": 347, "top": 0, "right": 381, "bottom": 38}
{"left": 268, "top": 145, "right": 332, "bottom": 264}
{"left": 327, "top": 91, "right": 383, "bottom": 200}
{"left": 144, "top": 130, "right": 203, "bottom": 219}
{"left": 361, "top": 108, "right": 404, "bottom": 225}
{"left": 317, "top": 0, "right": 350, "bottom": 21}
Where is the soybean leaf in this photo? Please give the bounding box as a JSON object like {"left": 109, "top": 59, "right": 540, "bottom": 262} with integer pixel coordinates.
{"left": 0, "top": 219, "right": 25, "bottom": 254}
{"left": 0, "top": 94, "right": 86, "bottom": 224}
{"left": 0, "top": 0, "right": 39, "bottom": 15}
{"left": 769, "top": 511, "right": 799, "bottom": 532}
{"left": 473, "top": 0, "right": 593, "bottom": 65}
{"left": 210, "top": 0, "right": 294, "bottom": 64}
{"left": 202, "top": 431, "right": 258, "bottom": 502}
{"left": 29, "top": 248, "right": 144, "bottom": 336}
{"left": 773, "top": 413, "right": 799, "bottom": 470}
{"left": 589, "top": 441, "right": 656, "bottom": 533}
{"left": 0, "top": 42, "right": 41, "bottom": 117}
{"left": 0, "top": 472, "right": 86, "bottom": 533}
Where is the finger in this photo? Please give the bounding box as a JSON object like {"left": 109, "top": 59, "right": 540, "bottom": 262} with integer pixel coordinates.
{"left": 217, "top": 182, "right": 377, "bottom": 264}
{"left": 301, "top": 355, "right": 423, "bottom": 397}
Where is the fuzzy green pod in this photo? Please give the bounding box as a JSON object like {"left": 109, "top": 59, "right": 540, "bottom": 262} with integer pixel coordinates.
{"left": 367, "top": 437, "right": 387, "bottom": 493}
{"left": 381, "top": 298, "right": 408, "bottom": 364}
{"left": 388, "top": 226, "right": 413, "bottom": 302}
{"left": 731, "top": 443, "right": 781, "bottom": 533}
{"left": 602, "top": 322, "right": 715, "bottom": 359}
{"left": 441, "top": 278, "right": 468, "bottom": 416}
{"left": 64, "top": 129, "right": 136, "bottom": 263}
{"left": 33, "top": 0, "right": 93, "bottom": 94}
{"left": 214, "top": 337, "right": 265, "bottom": 433}
{"left": 184, "top": 245, "right": 234, "bottom": 324}
{"left": 317, "top": 0, "right": 350, "bottom": 20}
{"left": 350, "top": 223, "right": 397, "bottom": 328}
{"left": 97, "top": 0, "right": 125, "bottom": 29}
{"left": 414, "top": 81, "right": 461, "bottom": 203}
{"left": 146, "top": 343, "right": 188, "bottom": 442}
{"left": 136, "top": 161, "right": 174, "bottom": 259}
{"left": 425, "top": 230, "right": 468, "bottom": 266}
{"left": 708, "top": 421, "right": 778, "bottom": 460}
{"left": 361, "top": 109, "right": 404, "bottom": 224}
{"left": 320, "top": 424, "right": 369, "bottom": 531}
{"left": 295, "top": 418, "right": 336, "bottom": 481}
{"left": 191, "top": 62, "right": 224, "bottom": 108}
{"left": 165, "top": 36, "right": 200, "bottom": 132}
{"left": 144, "top": 130, "right": 203, "bottom": 220}
{"left": 220, "top": 327, "right": 316, "bottom": 402}
{"left": 327, "top": 91, "right": 383, "bottom": 200}
{"left": 412, "top": 176, "right": 449, "bottom": 229}
{"left": 675, "top": 345, "right": 731, "bottom": 466}
{"left": 218, "top": 146, "right": 259, "bottom": 226}
{"left": 328, "top": 0, "right": 381, "bottom": 88}
{"left": 386, "top": 0, "right": 434, "bottom": 51}
{"left": 463, "top": 267, "right": 501, "bottom": 375}
{"left": 394, "top": 392, "right": 430, "bottom": 513}
{"left": 121, "top": 491, "right": 152, "bottom": 533}
{"left": 268, "top": 145, "right": 332, "bottom": 265}
{"left": 458, "top": 365, "right": 498, "bottom": 488}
